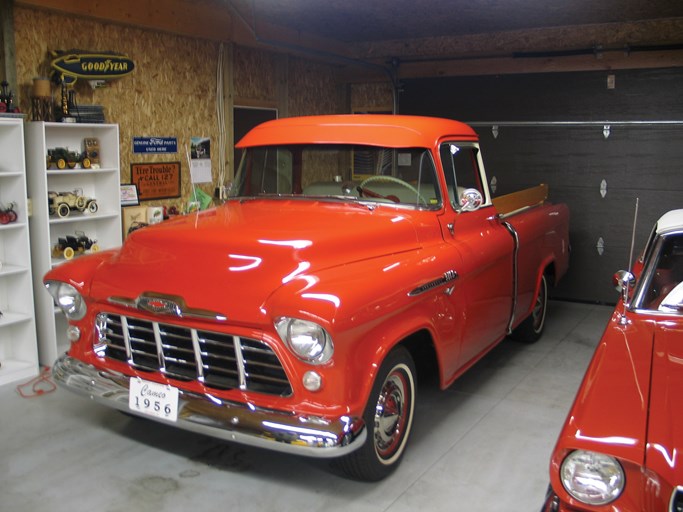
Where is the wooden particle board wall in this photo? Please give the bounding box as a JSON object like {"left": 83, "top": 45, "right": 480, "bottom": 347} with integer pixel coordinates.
{"left": 14, "top": 6, "right": 219, "bottom": 208}
{"left": 12, "top": 6, "right": 367, "bottom": 209}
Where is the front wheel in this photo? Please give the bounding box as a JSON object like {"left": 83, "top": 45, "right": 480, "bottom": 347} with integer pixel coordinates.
{"left": 335, "top": 346, "right": 416, "bottom": 481}
{"left": 511, "top": 274, "right": 548, "bottom": 343}
{"left": 57, "top": 203, "right": 70, "bottom": 218}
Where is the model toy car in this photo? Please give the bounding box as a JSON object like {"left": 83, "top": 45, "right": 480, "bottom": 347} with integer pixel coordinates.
{"left": 47, "top": 147, "right": 92, "bottom": 170}
{"left": 0, "top": 202, "right": 18, "bottom": 224}
{"left": 51, "top": 231, "right": 99, "bottom": 260}
{"left": 543, "top": 209, "right": 683, "bottom": 511}
{"left": 48, "top": 190, "right": 98, "bottom": 218}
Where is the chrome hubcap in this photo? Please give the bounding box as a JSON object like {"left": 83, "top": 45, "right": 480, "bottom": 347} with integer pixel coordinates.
{"left": 533, "top": 277, "right": 547, "bottom": 332}
{"left": 374, "top": 371, "right": 408, "bottom": 459}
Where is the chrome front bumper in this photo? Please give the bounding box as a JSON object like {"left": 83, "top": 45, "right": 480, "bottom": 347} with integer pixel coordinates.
{"left": 52, "top": 354, "right": 366, "bottom": 458}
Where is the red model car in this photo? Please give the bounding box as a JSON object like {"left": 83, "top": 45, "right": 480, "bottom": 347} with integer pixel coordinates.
{"left": 543, "top": 209, "right": 683, "bottom": 511}
{"left": 48, "top": 114, "right": 569, "bottom": 481}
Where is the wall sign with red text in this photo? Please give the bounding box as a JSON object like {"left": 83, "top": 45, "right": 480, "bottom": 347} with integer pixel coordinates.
{"left": 130, "top": 162, "right": 181, "bottom": 200}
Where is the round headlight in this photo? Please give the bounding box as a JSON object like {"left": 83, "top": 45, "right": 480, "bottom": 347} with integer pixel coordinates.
{"left": 561, "top": 450, "right": 625, "bottom": 505}
{"left": 45, "top": 281, "right": 87, "bottom": 320}
{"left": 275, "top": 317, "right": 333, "bottom": 364}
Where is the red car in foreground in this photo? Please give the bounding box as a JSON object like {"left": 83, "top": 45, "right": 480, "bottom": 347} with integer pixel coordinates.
{"left": 543, "top": 209, "right": 683, "bottom": 511}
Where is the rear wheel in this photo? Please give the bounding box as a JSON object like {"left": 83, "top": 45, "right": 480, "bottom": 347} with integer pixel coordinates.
{"left": 335, "top": 346, "right": 416, "bottom": 481}
{"left": 511, "top": 274, "right": 548, "bottom": 343}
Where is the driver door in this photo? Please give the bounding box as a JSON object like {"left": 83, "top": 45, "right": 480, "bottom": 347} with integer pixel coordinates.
{"left": 438, "top": 142, "right": 514, "bottom": 370}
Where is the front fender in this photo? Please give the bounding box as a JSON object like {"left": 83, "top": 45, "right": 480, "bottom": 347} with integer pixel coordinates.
{"left": 43, "top": 249, "right": 119, "bottom": 296}
{"left": 264, "top": 248, "right": 458, "bottom": 415}
{"left": 549, "top": 311, "right": 654, "bottom": 500}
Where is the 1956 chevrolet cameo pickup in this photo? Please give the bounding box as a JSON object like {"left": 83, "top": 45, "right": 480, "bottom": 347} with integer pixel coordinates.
{"left": 49, "top": 114, "right": 570, "bottom": 481}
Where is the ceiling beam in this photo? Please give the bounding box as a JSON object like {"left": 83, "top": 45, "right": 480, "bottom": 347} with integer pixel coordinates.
{"left": 401, "top": 49, "right": 683, "bottom": 79}
{"left": 352, "top": 18, "right": 683, "bottom": 61}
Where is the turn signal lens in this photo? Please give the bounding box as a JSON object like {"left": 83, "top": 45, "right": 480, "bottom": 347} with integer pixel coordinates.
{"left": 302, "top": 371, "right": 322, "bottom": 391}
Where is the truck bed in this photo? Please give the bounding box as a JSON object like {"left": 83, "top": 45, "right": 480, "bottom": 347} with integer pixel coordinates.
{"left": 492, "top": 184, "right": 548, "bottom": 218}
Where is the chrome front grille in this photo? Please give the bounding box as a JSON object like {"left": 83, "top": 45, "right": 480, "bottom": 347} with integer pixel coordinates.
{"left": 95, "top": 313, "right": 292, "bottom": 396}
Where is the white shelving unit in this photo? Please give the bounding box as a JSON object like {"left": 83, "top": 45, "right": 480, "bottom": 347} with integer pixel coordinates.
{"left": 26, "top": 122, "right": 122, "bottom": 366}
{"left": 0, "top": 116, "right": 39, "bottom": 386}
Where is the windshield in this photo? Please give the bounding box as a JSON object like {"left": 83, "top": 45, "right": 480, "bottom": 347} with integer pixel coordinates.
{"left": 230, "top": 144, "right": 442, "bottom": 209}
{"left": 634, "top": 231, "right": 683, "bottom": 313}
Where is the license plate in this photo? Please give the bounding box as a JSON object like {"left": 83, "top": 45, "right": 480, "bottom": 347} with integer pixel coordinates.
{"left": 128, "top": 378, "right": 179, "bottom": 422}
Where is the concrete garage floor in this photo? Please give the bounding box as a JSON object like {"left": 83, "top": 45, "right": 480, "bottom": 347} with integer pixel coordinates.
{"left": 0, "top": 301, "right": 613, "bottom": 512}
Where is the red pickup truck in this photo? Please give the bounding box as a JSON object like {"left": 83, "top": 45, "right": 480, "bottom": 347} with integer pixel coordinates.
{"left": 48, "top": 114, "right": 570, "bottom": 481}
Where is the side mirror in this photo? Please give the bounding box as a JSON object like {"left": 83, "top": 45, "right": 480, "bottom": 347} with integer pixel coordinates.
{"left": 459, "top": 188, "right": 483, "bottom": 212}
{"left": 613, "top": 270, "right": 636, "bottom": 304}
{"left": 613, "top": 270, "right": 636, "bottom": 293}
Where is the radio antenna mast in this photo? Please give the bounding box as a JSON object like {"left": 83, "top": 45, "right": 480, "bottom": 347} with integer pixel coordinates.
{"left": 619, "top": 198, "right": 639, "bottom": 324}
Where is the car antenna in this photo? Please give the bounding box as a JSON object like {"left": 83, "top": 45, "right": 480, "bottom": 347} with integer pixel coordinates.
{"left": 627, "top": 197, "right": 639, "bottom": 273}
{"left": 619, "top": 197, "right": 639, "bottom": 324}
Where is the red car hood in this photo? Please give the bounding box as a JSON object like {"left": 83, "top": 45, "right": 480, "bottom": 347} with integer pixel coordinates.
{"left": 558, "top": 313, "right": 654, "bottom": 465}
{"left": 89, "top": 199, "right": 422, "bottom": 324}
{"left": 645, "top": 319, "right": 683, "bottom": 486}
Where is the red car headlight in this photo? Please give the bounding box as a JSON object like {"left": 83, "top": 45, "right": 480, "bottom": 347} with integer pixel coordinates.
{"left": 45, "top": 280, "right": 87, "bottom": 321}
{"left": 561, "top": 450, "right": 625, "bottom": 505}
{"left": 275, "top": 317, "right": 334, "bottom": 365}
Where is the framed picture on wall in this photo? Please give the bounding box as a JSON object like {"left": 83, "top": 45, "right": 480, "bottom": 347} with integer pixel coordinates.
{"left": 120, "top": 184, "right": 139, "bottom": 206}
{"left": 130, "top": 162, "right": 181, "bottom": 201}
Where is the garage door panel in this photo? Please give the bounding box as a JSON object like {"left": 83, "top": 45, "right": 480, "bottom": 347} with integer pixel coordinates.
{"left": 402, "top": 68, "right": 683, "bottom": 302}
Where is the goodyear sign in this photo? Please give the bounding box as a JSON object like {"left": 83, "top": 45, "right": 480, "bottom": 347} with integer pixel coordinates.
{"left": 51, "top": 50, "right": 135, "bottom": 84}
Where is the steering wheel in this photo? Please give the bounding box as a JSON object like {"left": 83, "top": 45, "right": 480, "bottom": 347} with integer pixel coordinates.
{"left": 358, "top": 175, "right": 427, "bottom": 205}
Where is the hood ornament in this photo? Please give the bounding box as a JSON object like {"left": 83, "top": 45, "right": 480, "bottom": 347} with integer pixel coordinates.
{"left": 137, "top": 296, "right": 182, "bottom": 316}
{"left": 108, "top": 292, "right": 228, "bottom": 321}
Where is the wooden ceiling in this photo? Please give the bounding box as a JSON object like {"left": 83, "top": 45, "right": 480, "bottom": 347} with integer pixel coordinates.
{"left": 241, "top": 0, "right": 683, "bottom": 43}
{"left": 15, "top": 0, "right": 683, "bottom": 79}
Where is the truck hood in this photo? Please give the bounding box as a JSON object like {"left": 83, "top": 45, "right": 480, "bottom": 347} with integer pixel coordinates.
{"left": 90, "top": 199, "right": 421, "bottom": 322}
{"left": 645, "top": 320, "right": 683, "bottom": 486}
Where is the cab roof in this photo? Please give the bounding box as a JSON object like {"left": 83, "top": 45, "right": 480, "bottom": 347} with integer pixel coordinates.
{"left": 236, "top": 114, "right": 479, "bottom": 149}
{"left": 656, "top": 209, "right": 683, "bottom": 234}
